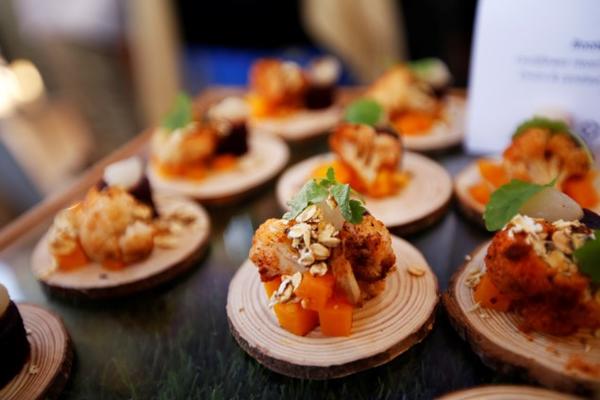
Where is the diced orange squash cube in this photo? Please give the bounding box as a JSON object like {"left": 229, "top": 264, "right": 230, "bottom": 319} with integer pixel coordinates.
{"left": 273, "top": 302, "right": 319, "bottom": 336}
{"left": 563, "top": 171, "right": 599, "bottom": 209}
{"left": 263, "top": 277, "right": 282, "bottom": 299}
{"left": 55, "top": 241, "right": 89, "bottom": 271}
{"left": 393, "top": 111, "right": 435, "bottom": 135}
{"left": 318, "top": 294, "right": 354, "bottom": 337}
{"left": 477, "top": 160, "right": 509, "bottom": 188}
{"left": 469, "top": 182, "right": 492, "bottom": 205}
{"left": 294, "top": 273, "right": 335, "bottom": 311}
{"left": 474, "top": 274, "right": 512, "bottom": 312}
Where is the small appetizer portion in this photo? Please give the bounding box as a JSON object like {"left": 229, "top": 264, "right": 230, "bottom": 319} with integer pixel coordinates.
{"left": 445, "top": 180, "right": 600, "bottom": 393}
{"left": 47, "top": 157, "right": 194, "bottom": 271}
{"left": 0, "top": 284, "right": 29, "bottom": 389}
{"left": 437, "top": 385, "right": 581, "bottom": 400}
{"left": 151, "top": 94, "right": 250, "bottom": 181}
{"left": 479, "top": 181, "right": 599, "bottom": 335}
{"left": 311, "top": 122, "right": 409, "bottom": 198}
{"left": 364, "top": 58, "right": 464, "bottom": 151}
{"left": 148, "top": 93, "right": 289, "bottom": 201}
{"left": 276, "top": 105, "right": 453, "bottom": 231}
{"left": 33, "top": 157, "right": 210, "bottom": 299}
{"left": 464, "top": 117, "right": 598, "bottom": 212}
{"left": 248, "top": 57, "right": 340, "bottom": 118}
{"left": 247, "top": 57, "right": 343, "bottom": 140}
{"left": 251, "top": 168, "right": 393, "bottom": 336}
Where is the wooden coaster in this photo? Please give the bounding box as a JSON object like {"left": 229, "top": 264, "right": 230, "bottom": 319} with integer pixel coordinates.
{"left": 402, "top": 95, "right": 465, "bottom": 153}
{"left": 31, "top": 196, "right": 210, "bottom": 300}
{"left": 147, "top": 134, "right": 289, "bottom": 202}
{"left": 443, "top": 243, "right": 600, "bottom": 394}
{"left": 437, "top": 385, "right": 581, "bottom": 400}
{"left": 276, "top": 152, "right": 452, "bottom": 233}
{"left": 0, "top": 304, "right": 73, "bottom": 400}
{"left": 249, "top": 106, "right": 342, "bottom": 141}
{"left": 227, "top": 236, "right": 439, "bottom": 379}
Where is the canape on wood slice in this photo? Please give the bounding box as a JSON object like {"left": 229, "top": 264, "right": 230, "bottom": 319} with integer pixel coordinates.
{"left": 0, "top": 304, "right": 73, "bottom": 400}
{"left": 436, "top": 385, "right": 582, "bottom": 400}
{"left": 31, "top": 196, "right": 210, "bottom": 300}
{"left": 227, "top": 236, "right": 439, "bottom": 379}
{"left": 148, "top": 134, "right": 289, "bottom": 204}
{"left": 443, "top": 243, "right": 600, "bottom": 395}
{"left": 277, "top": 152, "right": 452, "bottom": 234}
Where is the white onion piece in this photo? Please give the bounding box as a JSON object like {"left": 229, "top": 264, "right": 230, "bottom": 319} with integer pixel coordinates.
{"left": 519, "top": 187, "right": 583, "bottom": 222}
{"left": 0, "top": 284, "right": 9, "bottom": 316}
{"left": 103, "top": 157, "right": 143, "bottom": 190}
{"left": 317, "top": 200, "right": 345, "bottom": 230}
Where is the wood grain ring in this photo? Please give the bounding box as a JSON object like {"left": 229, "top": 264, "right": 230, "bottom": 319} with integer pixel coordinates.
{"left": 0, "top": 304, "right": 72, "bottom": 400}
{"left": 437, "top": 385, "right": 581, "bottom": 400}
{"left": 443, "top": 243, "right": 600, "bottom": 395}
{"left": 276, "top": 152, "right": 452, "bottom": 233}
{"left": 227, "top": 236, "right": 439, "bottom": 379}
{"left": 31, "top": 196, "right": 210, "bottom": 300}
{"left": 147, "top": 133, "right": 289, "bottom": 202}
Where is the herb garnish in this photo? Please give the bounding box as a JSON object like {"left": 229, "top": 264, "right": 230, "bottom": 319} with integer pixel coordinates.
{"left": 284, "top": 167, "right": 366, "bottom": 224}
{"left": 344, "top": 99, "right": 384, "bottom": 126}
{"left": 573, "top": 230, "right": 600, "bottom": 284}
{"left": 162, "top": 93, "right": 193, "bottom": 131}
{"left": 484, "top": 179, "right": 555, "bottom": 231}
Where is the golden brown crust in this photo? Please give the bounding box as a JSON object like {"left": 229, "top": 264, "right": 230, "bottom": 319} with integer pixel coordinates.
{"left": 249, "top": 59, "right": 307, "bottom": 109}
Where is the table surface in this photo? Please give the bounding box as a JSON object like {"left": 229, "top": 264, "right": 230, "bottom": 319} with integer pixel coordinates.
{"left": 0, "top": 94, "right": 533, "bottom": 400}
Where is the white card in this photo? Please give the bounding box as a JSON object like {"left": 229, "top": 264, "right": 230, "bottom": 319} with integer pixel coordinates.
{"left": 466, "top": 0, "right": 600, "bottom": 157}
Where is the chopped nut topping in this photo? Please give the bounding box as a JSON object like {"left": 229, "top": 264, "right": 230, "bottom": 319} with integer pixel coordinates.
{"left": 269, "top": 272, "right": 302, "bottom": 306}
{"left": 309, "top": 262, "right": 328, "bottom": 276}
{"left": 407, "top": 266, "right": 425, "bottom": 277}
{"left": 296, "top": 205, "right": 318, "bottom": 222}
{"left": 464, "top": 266, "right": 486, "bottom": 288}
{"left": 310, "top": 243, "right": 330, "bottom": 260}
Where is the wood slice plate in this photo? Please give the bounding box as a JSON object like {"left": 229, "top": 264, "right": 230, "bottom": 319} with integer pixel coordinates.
{"left": 227, "top": 236, "right": 439, "bottom": 379}
{"left": 0, "top": 304, "right": 73, "bottom": 400}
{"left": 147, "top": 134, "right": 289, "bottom": 202}
{"left": 443, "top": 243, "right": 600, "bottom": 394}
{"left": 31, "top": 196, "right": 210, "bottom": 300}
{"left": 437, "top": 385, "right": 581, "bottom": 400}
{"left": 276, "top": 152, "right": 452, "bottom": 233}
{"left": 249, "top": 106, "right": 342, "bottom": 141}
{"left": 402, "top": 95, "right": 465, "bottom": 153}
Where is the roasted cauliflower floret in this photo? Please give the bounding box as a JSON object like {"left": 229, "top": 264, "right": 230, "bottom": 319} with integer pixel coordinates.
{"left": 249, "top": 218, "right": 302, "bottom": 281}
{"left": 366, "top": 65, "right": 436, "bottom": 114}
{"left": 503, "top": 128, "right": 591, "bottom": 185}
{"left": 48, "top": 205, "right": 81, "bottom": 256}
{"left": 484, "top": 215, "right": 599, "bottom": 335}
{"left": 151, "top": 124, "right": 217, "bottom": 166}
{"left": 78, "top": 187, "right": 155, "bottom": 264}
{"left": 249, "top": 59, "right": 307, "bottom": 108}
{"left": 329, "top": 123, "right": 402, "bottom": 186}
{"left": 338, "top": 214, "right": 396, "bottom": 283}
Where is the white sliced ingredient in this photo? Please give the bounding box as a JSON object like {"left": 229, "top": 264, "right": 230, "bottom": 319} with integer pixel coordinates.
{"left": 519, "top": 187, "right": 583, "bottom": 222}
{"left": 103, "top": 157, "right": 143, "bottom": 190}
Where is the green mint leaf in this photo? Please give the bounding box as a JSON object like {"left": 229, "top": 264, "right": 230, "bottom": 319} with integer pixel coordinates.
{"left": 348, "top": 199, "right": 366, "bottom": 224}
{"left": 484, "top": 179, "right": 554, "bottom": 231}
{"left": 283, "top": 167, "right": 366, "bottom": 224}
{"left": 162, "top": 93, "right": 193, "bottom": 131}
{"left": 284, "top": 180, "right": 328, "bottom": 220}
{"left": 345, "top": 99, "right": 383, "bottom": 126}
{"left": 573, "top": 230, "right": 600, "bottom": 284}
{"left": 331, "top": 183, "right": 351, "bottom": 220}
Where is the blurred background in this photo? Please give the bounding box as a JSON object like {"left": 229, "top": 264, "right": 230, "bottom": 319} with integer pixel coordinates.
{"left": 0, "top": 0, "right": 476, "bottom": 227}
